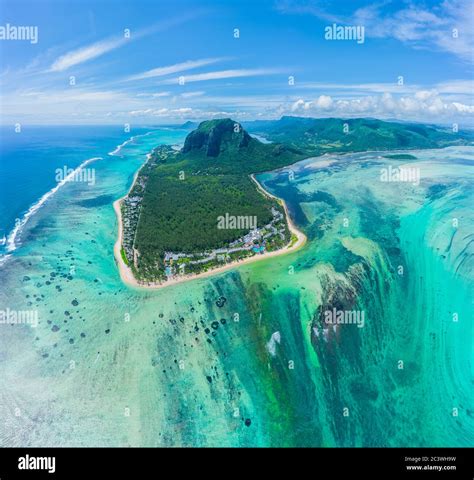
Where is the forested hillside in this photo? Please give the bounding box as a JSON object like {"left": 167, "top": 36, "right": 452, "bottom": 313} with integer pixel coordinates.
{"left": 245, "top": 117, "right": 474, "bottom": 154}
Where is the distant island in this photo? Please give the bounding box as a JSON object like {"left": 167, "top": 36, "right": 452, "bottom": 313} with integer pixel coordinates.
{"left": 114, "top": 117, "right": 473, "bottom": 288}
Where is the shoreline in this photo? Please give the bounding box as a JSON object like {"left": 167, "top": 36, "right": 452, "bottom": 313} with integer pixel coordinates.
{"left": 113, "top": 161, "right": 307, "bottom": 290}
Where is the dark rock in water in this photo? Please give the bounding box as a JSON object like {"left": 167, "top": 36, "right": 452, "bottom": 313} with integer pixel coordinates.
{"left": 46, "top": 281, "right": 51, "bottom": 285}
{"left": 105, "top": 329, "right": 110, "bottom": 334}
{"left": 23, "top": 276, "right": 31, "bottom": 282}
{"left": 51, "top": 325, "right": 60, "bottom": 332}
{"left": 64, "top": 311, "right": 70, "bottom": 316}
{"left": 211, "top": 321, "right": 219, "bottom": 330}
{"left": 69, "top": 338, "right": 74, "bottom": 344}
{"left": 215, "top": 296, "right": 227, "bottom": 308}
{"left": 42, "top": 353, "right": 49, "bottom": 358}
{"left": 204, "top": 328, "right": 210, "bottom": 334}
{"left": 80, "top": 332, "right": 86, "bottom": 338}
{"left": 72, "top": 299, "right": 79, "bottom": 306}
{"left": 206, "top": 376, "right": 212, "bottom": 383}
{"left": 244, "top": 418, "right": 251, "bottom": 427}
{"left": 220, "top": 318, "right": 227, "bottom": 325}
{"left": 159, "top": 313, "right": 164, "bottom": 318}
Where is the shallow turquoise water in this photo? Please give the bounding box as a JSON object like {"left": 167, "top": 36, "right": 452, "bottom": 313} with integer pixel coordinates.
{"left": 0, "top": 132, "right": 472, "bottom": 447}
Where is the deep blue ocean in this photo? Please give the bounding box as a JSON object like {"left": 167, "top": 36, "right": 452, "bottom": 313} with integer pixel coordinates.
{"left": 0, "top": 125, "right": 153, "bottom": 249}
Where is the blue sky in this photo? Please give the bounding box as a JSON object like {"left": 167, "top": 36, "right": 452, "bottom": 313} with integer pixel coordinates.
{"left": 1, "top": 0, "right": 473, "bottom": 124}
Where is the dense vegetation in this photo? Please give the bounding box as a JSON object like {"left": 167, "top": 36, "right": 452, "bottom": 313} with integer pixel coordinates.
{"left": 244, "top": 116, "right": 473, "bottom": 154}
{"left": 132, "top": 119, "right": 299, "bottom": 279}
{"left": 137, "top": 174, "right": 274, "bottom": 253}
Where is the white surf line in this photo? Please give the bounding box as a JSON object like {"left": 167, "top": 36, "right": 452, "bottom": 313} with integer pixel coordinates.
{"left": 108, "top": 131, "right": 154, "bottom": 156}
{"left": 5, "top": 156, "right": 102, "bottom": 253}
{"left": 4, "top": 129, "right": 158, "bottom": 256}
{"left": 0, "top": 254, "right": 12, "bottom": 267}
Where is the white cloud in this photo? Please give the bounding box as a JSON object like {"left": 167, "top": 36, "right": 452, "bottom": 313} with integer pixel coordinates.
{"left": 125, "top": 58, "right": 224, "bottom": 81}
{"left": 158, "top": 68, "right": 283, "bottom": 85}
{"left": 136, "top": 92, "right": 171, "bottom": 98}
{"left": 289, "top": 91, "right": 474, "bottom": 118}
{"left": 314, "top": 94, "right": 333, "bottom": 109}
{"left": 353, "top": 0, "right": 474, "bottom": 62}
{"left": 279, "top": 0, "right": 474, "bottom": 63}
{"left": 298, "top": 80, "right": 474, "bottom": 99}
{"left": 48, "top": 16, "right": 200, "bottom": 73}
{"left": 434, "top": 80, "right": 474, "bottom": 95}
{"left": 128, "top": 106, "right": 207, "bottom": 118}
{"left": 180, "top": 91, "right": 205, "bottom": 98}
{"left": 49, "top": 37, "right": 128, "bottom": 72}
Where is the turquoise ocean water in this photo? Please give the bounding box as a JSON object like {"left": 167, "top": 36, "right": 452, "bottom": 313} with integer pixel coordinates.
{"left": 0, "top": 128, "right": 472, "bottom": 446}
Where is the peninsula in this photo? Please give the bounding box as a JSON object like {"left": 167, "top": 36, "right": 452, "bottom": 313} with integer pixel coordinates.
{"left": 114, "top": 119, "right": 306, "bottom": 288}
{"left": 114, "top": 117, "right": 472, "bottom": 288}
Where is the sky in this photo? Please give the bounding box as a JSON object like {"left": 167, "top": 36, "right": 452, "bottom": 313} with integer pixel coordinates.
{"left": 0, "top": 0, "right": 473, "bottom": 125}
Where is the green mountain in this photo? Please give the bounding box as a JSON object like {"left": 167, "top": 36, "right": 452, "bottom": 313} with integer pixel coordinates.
{"left": 182, "top": 118, "right": 252, "bottom": 156}
{"left": 245, "top": 116, "right": 474, "bottom": 154}
{"left": 177, "top": 118, "right": 303, "bottom": 174}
